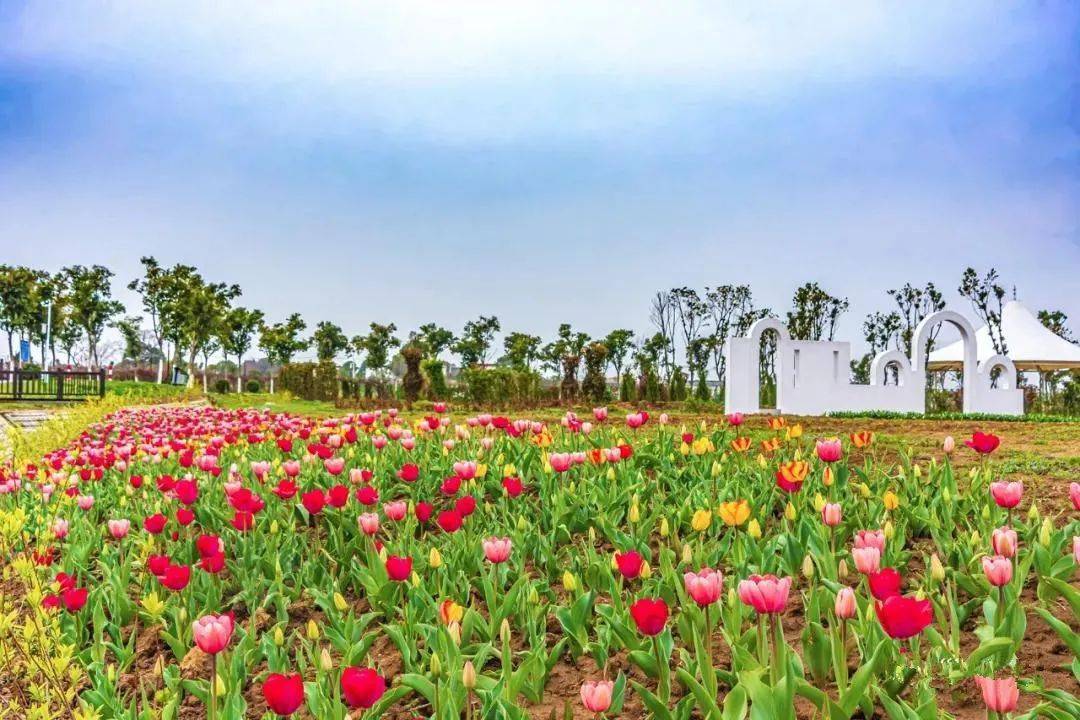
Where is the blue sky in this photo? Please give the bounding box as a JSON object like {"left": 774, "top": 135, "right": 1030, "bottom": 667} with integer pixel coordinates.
{"left": 1, "top": 1, "right": 1078, "bottom": 358}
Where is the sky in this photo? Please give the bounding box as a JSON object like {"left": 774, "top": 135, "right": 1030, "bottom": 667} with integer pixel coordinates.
{"left": 1, "top": 1, "right": 1078, "bottom": 361}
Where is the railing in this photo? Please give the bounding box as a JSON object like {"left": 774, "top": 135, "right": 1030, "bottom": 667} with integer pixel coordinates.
{"left": 0, "top": 370, "right": 106, "bottom": 402}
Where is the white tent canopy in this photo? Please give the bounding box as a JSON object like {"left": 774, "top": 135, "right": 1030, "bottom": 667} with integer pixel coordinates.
{"left": 927, "top": 301, "right": 1080, "bottom": 371}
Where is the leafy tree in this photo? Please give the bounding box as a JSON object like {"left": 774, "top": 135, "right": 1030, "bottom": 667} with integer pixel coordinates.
{"left": 453, "top": 315, "right": 500, "bottom": 367}
{"left": 851, "top": 311, "right": 902, "bottom": 384}
{"left": 887, "top": 282, "right": 945, "bottom": 358}
{"left": 218, "top": 307, "right": 265, "bottom": 392}
{"left": 353, "top": 322, "right": 400, "bottom": 377}
{"left": 401, "top": 344, "right": 424, "bottom": 404}
{"left": 173, "top": 273, "right": 240, "bottom": 384}
{"left": 704, "top": 285, "right": 753, "bottom": 386}
{"left": 115, "top": 316, "right": 159, "bottom": 365}
{"left": 603, "top": 329, "right": 634, "bottom": 382}
{"left": 311, "top": 321, "right": 350, "bottom": 362}
{"left": 259, "top": 314, "right": 309, "bottom": 366}
{"left": 0, "top": 265, "right": 42, "bottom": 363}
{"left": 501, "top": 332, "right": 542, "bottom": 370}
{"left": 128, "top": 257, "right": 199, "bottom": 382}
{"left": 959, "top": 268, "right": 1007, "bottom": 354}
{"left": 410, "top": 323, "right": 456, "bottom": 358}
{"left": 687, "top": 337, "right": 712, "bottom": 400}
{"left": 1037, "top": 310, "right": 1076, "bottom": 402}
{"left": 787, "top": 282, "right": 849, "bottom": 341}
{"left": 62, "top": 265, "right": 125, "bottom": 368}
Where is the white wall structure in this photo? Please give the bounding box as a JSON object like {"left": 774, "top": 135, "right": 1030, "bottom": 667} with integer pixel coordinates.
{"left": 724, "top": 310, "right": 1024, "bottom": 416}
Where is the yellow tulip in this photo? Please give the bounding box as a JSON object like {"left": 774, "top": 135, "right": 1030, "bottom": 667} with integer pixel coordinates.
{"left": 747, "top": 519, "right": 762, "bottom": 539}
{"left": 691, "top": 509, "right": 712, "bottom": 532}
{"left": 717, "top": 500, "right": 750, "bottom": 527}
{"left": 883, "top": 491, "right": 900, "bottom": 511}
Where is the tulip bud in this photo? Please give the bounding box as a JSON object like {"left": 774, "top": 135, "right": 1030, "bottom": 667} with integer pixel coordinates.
{"left": 943, "top": 435, "right": 955, "bottom": 454}
{"left": 448, "top": 621, "right": 462, "bottom": 645}
{"left": 606, "top": 467, "right": 616, "bottom": 481}
{"left": 681, "top": 543, "right": 693, "bottom": 564}
{"left": 411, "top": 572, "right": 421, "bottom": 588}
{"left": 307, "top": 619, "right": 319, "bottom": 640}
{"left": 430, "top": 653, "right": 442, "bottom": 679}
{"left": 640, "top": 561, "right": 652, "bottom": 579}
{"left": 562, "top": 571, "right": 577, "bottom": 592}
{"left": 659, "top": 518, "right": 670, "bottom": 537}
{"left": 784, "top": 502, "right": 796, "bottom": 521}
{"left": 270, "top": 520, "right": 279, "bottom": 535}
{"left": 517, "top": 516, "right": 528, "bottom": 532}
{"left": 883, "top": 520, "right": 894, "bottom": 540}
{"left": 883, "top": 491, "right": 899, "bottom": 511}
{"left": 1039, "top": 518, "right": 1052, "bottom": 547}
{"left": 273, "top": 626, "right": 285, "bottom": 646}
{"left": 528, "top": 587, "right": 539, "bottom": 604}
{"left": 500, "top": 619, "right": 511, "bottom": 644}
{"left": 333, "top": 592, "right": 348, "bottom": 612}
{"left": 214, "top": 673, "right": 226, "bottom": 696}
{"left": 757, "top": 455, "right": 767, "bottom": 468}
{"left": 588, "top": 527, "right": 596, "bottom": 544}
{"left": 801, "top": 555, "right": 815, "bottom": 579}
{"left": 747, "top": 519, "right": 762, "bottom": 539}
{"left": 319, "top": 647, "right": 333, "bottom": 671}
{"left": 942, "top": 487, "right": 951, "bottom": 503}
{"left": 971, "top": 530, "right": 981, "bottom": 546}
{"left": 710, "top": 461, "right": 721, "bottom": 478}
{"left": 1027, "top": 503, "right": 1040, "bottom": 522}
{"left": 837, "top": 559, "right": 849, "bottom": 579}
{"left": 812, "top": 493, "right": 825, "bottom": 512}
{"left": 107, "top": 664, "right": 117, "bottom": 682}
{"left": 913, "top": 464, "right": 922, "bottom": 478}
{"left": 628, "top": 501, "right": 640, "bottom": 524}
{"left": 930, "top": 554, "right": 945, "bottom": 583}
{"left": 822, "top": 466, "right": 834, "bottom": 486}
{"left": 462, "top": 660, "right": 477, "bottom": 689}
{"left": 429, "top": 547, "right": 442, "bottom": 568}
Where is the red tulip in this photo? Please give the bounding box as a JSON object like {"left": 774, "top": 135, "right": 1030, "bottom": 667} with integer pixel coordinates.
{"left": 61, "top": 587, "right": 88, "bottom": 612}
{"left": 160, "top": 564, "right": 191, "bottom": 591}
{"left": 629, "top": 597, "right": 669, "bottom": 636}
{"left": 385, "top": 555, "right": 412, "bottom": 581}
{"left": 143, "top": 513, "right": 167, "bottom": 534}
{"left": 502, "top": 476, "right": 524, "bottom": 497}
{"left": 437, "top": 509, "right": 462, "bottom": 533}
{"left": 327, "top": 484, "right": 349, "bottom": 508}
{"left": 340, "top": 667, "right": 386, "bottom": 709}
{"left": 867, "top": 568, "right": 902, "bottom": 600}
{"left": 301, "top": 490, "right": 326, "bottom": 515}
{"left": 875, "top": 595, "right": 932, "bottom": 639}
{"left": 614, "top": 550, "right": 644, "bottom": 580}
{"left": 397, "top": 464, "right": 419, "bottom": 482}
{"left": 965, "top": 431, "right": 1000, "bottom": 455}
{"left": 262, "top": 672, "right": 305, "bottom": 716}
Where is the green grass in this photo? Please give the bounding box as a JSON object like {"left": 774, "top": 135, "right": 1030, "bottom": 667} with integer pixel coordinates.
{"left": 825, "top": 409, "right": 1079, "bottom": 423}
{"left": 209, "top": 392, "right": 341, "bottom": 416}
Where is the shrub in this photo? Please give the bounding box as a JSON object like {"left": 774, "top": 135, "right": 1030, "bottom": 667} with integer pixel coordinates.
{"left": 560, "top": 355, "right": 581, "bottom": 403}
{"left": 245, "top": 379, "right": 261, "bottom": 393}
{"left": 670, "top": 368, "right": 688, "bottom": 401}
{"left": 213, "top": 379, "right": 231, "bottom": 394}
{"left": 422, "top": 359, "right": 448, "bottom": 401}
{"left": 620, "top": 372, "right": 636, "bottom": 402}
{"left": 279, "top": 361, "right": 339, "bottom": 401}
{"left": 461, "top": 366, "right": 542, "bottom": 407}
{"left": 402, "top": 345, "right": 424, "bottom": 405}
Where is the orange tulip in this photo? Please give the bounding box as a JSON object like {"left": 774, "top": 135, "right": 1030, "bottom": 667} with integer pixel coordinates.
{"left": 850, "top": 431, "right": 874, "bottom": 448}
{"left": 761, "top": 438, "right": 781, "bottom": 453}
{"left": 730, "top": 436, "right": 752, "bottom": 453}
{"left": 766, "top": 417, "right": 787, "bottom": 431}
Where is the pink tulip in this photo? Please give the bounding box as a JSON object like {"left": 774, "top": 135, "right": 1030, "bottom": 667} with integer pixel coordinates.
{"left": 726, "top": 412, "right": 744, "bottom": 427}
{"left": 821, "top": 503, "right": 842, "bottom": 527}
{"left": 626, "top": 412, "right": 647, "bottom": 429}
{"left": 358, "top": 513, "right": 380, "bottom": 536}
{"left": 834, "top": 587, "right": 857, "bottom": 619}
{"left": 990, "top": 481, "right": 1023, "bottom": 509}
{"left": 478, "top": 414, "right": 492, "bottom": 426}
{"left": 605, "top": 447, "right": 622, "bottom": 463}
{"left": 853, "top": 530, "right": 886, "bottom": 551}
{"left": 442, "top": 439, "right": 456, "bottom": 451}
{"left": 982, "top": 555, "right": 1013, "bottom": 587}
{"left": 108, "top": 519, "right": 131, "bottom": 539}
{"left": 77, "top": 495, "right": 94, "bottom": 510}
{"left": 592, "top": 407, "right": 608, "bottom": 422}
{"left": 852, "top": 547, "right": 881, "bottom": 575}
{"left": 400, "top": 437, "right": 415, "bottom": 451}
{"left": 52, "top": 519, "right": 69, "bottom": 539}
{"left": 1072, "top": 536, "right": 1080, "bottom": 565}
{"left": 815, "top": 439, "right": 842, "bottom": 463}
{"left": 383, "top": 501, "right": 407, "bottom": 521}
{"left": 453, "top": 461, "right": 477, "bottom": 480}
{"left": 323, "top": 457, "right": 345, "bottom": 475}
{"left": 192, "top": 614, "right": 234, "bottom": 655}
{"left": 943, "top": 436, "right": 955, "bottom": 454}
{"left": 658, "top": 413, "right": 670, "bottom": 425}
{"left": 1070, "top": 482, "right": 1080, "bottom": 511}
{"left": 991, "top": 527, "right": 1018, "bottom": 558}
{"left": 974, "top": 676, "right": 1019, "bottom": 713}
{"left": 549, "top": 453, "right": 573, "bottom": 473}
{"left": 372, "top": 435, "right": 388, "bottom": 450}
{"left": 737, "top": 574, "right": 791, "bottom": 614}
{"left": 580, "top": 680, "right": 614, "bottom": 713}
{"left": 482, "top": 537, "right": 512, "bottom": 564}
{"left": 683, "top": 568, "right": 723, "bottom": 607}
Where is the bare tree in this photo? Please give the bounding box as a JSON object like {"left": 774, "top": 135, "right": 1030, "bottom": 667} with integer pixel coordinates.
{"left": 671, "top": 287, "right": 710, "bottom": 379}
{"left": 649, "top": 290, "right": 677, "bottom": 382}
{"left": 958, "top": 268, "right": 1007, "bottom": 354}
{"left": 704, "top": 285, "right": 753, "bottom": 386}
{"left": 888, "top": 282, "right": 945, "bottom": 359}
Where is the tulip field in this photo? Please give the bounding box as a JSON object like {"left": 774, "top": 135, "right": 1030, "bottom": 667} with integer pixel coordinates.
{"left": 2, "top": 404, "right": 1080, "bottom": 720}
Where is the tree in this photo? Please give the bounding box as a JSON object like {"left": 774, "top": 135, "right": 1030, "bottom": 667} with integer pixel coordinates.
{"left": 218, "top": 307, "right": 265, "bottom": 392}
{"left": 128, "top": 257, "right": 199, "bottom": 382}
{"left": 671, "top": 287, "right": 709, "bottom": 378}
{"left": 62, "top": 265, "right": 124, "bottom": 368}
{"left": 959, "top": 268, "right": 1007, "bottom": 355}
{"left": 401, "top": 344, "right": 424, "bottom": 404}
{"left": 173, "top": 273, "right": 240, "bottom": 385}
{"left": 410, "top": 323, "right": 456, "bottom": 358}
{"left": 115, "top": 316, "right": 159, "bottom": 367}
{"left": 1037, "top": 310, "right": 1075, "bottom": 401}
{"left": 311, "top": 321, "right": 350, "bottom": 363}
{"left": 501, "top": 332, "right": 542, "bottom": 370}
{"left": 786, "top": 282, "right": 849, "bottom": 341}
{"left": 603, "top": 329, "right": 634, "bottom": 382}
{"left": 704, "top": 285, "right": 753, "bottom": 386}
{"left": 687, "top": 337, "right": 712, "bottom": 399}
{"left": 453, "top": 315, "right": 500, "bottom": 367}
{"left": 649, "top": 291, "right": 677, "bottom": 382}
{"left": 0, "top": 265, "right": 41, "bottom": 364}
{"left": 887, "top": 282, "right": 945, "bottom": 358}
{"left": 353, "top": 322, "right": 401, "bottom": 387}
{"left": 582, "top": 342, "right": 609, "bottom": 403}
{"left": 851, "top": 311, "right": 902, "bottom": 384}
{"left": 259, "top": 313, "right": 309, "bottom": 393}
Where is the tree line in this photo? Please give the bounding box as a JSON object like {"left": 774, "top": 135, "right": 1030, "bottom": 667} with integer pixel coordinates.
{"left": 0, "top": 259, "right": 1074, "bottom": 402}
